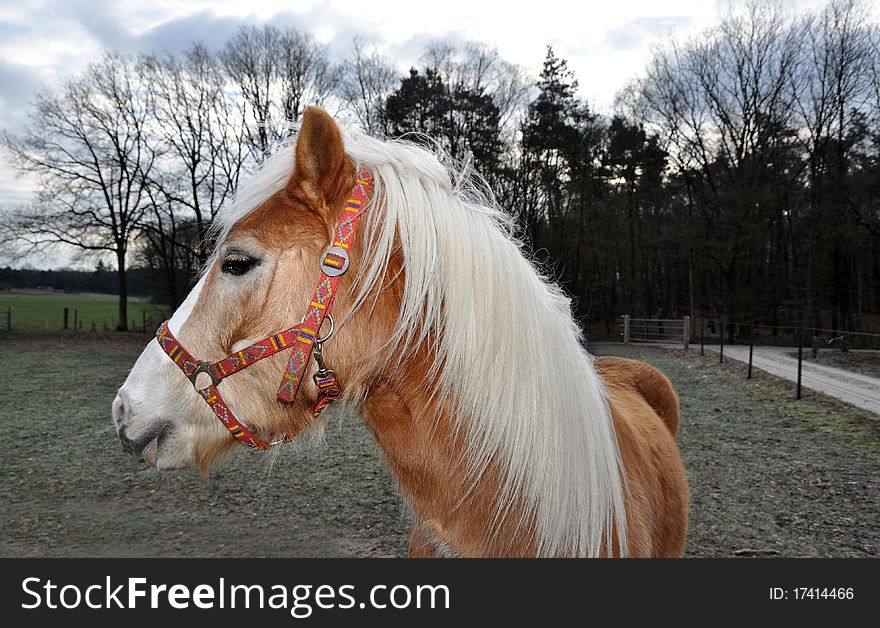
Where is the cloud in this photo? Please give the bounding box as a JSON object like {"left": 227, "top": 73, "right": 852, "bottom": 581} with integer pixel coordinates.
{"left": 0, "top": 1, "right": 390, "bottom": 130}
{"left": 386, "top": 30, "right": 469, "bottom": 70}
{"left": 52, "top": 0, "right": 130, "bottom": 51}
{"left": 0, "top": 59, "right": 42, "bottom": 110}
{"left": 604, "top": 16, "right": 693, "bottom": 51}
{"left": 83, "top": 4, "right": 390, "bottom": 61}
{"left": 134, "top": 10, "right": 250, "bottom": 55}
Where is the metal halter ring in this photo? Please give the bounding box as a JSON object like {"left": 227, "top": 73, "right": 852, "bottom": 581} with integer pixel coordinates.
{"left": 187, "top": 360, "right": 222, "bottom": 389}
{"left": 315, "top": 314, "right": 335, "bottom": 344}
{"left": 316, "top": 314, "right": 334, "bottom": 343}
{"left": 300, "top": 313, "right": 335, "bottom": 344}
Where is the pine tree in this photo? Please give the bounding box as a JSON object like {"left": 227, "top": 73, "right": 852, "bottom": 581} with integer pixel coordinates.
{"left": 384, "top": 68, "right": 503, "bottom": 177}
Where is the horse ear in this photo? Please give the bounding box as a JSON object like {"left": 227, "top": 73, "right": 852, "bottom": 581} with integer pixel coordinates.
{"left": 291, "top": 107, "right": 352, "bottom": 215}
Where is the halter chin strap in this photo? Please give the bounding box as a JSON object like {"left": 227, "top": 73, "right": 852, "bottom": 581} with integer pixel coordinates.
{"left": 155, "top": 169, "right": 374, "bottom": 450}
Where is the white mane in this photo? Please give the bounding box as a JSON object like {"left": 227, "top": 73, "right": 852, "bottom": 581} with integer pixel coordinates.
{"left": 215, "top": 128, "right": 629, "bottom": 557}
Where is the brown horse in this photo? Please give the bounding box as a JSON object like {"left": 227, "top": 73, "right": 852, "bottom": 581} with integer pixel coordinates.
{"left": 113, "top": 107, "right": 687, "bottom": 557}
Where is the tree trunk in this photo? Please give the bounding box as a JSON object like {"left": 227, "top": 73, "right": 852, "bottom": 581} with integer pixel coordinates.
{"left": 116, "top": 248, "right": 129, "bottom": 332}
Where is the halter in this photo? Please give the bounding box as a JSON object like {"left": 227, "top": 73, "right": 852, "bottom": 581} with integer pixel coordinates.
{"left": 155, "top": 170, "right": 374, "bottom": 451}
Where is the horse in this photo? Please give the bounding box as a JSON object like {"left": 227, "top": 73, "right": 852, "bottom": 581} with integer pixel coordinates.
{"left": 112, "top": 106, "right": 688, "bottom": 557}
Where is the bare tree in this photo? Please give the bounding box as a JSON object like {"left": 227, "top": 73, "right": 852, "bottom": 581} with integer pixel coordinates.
{"left": 791, "top": 0, "right": 876, "bottom": 328}
{"left": 278, "top": 30, "right": 339, "bottom": 124}
{"left": 1, "top": 52, "right": 155, "bottom": 330}
{"left": 639, "top": 3, "right": 803, "bottom": 179}
{"left": 220, "top": 25, "right": 277, "bottom": 156}
{"left": 423, "top": 40, "right": 531, "bottom": 141}
{"left": 221, "top": 25, "right": 338, "bottom": 158}
{"left": 853, "top": 18, "right": 880, "bottom": 241}
{"left": 337, "top": 37, "right": 398, "bottom": 135}
{"left": 633, "top": 2, "right": 805, "bottom": 326}
{"left": 140, "top": 44, "right": 248, "bottom": 261}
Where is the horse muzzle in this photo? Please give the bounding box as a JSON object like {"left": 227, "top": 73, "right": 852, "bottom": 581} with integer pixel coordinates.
{"left": 112, "top": 389, "right": 171, "bottom": 466}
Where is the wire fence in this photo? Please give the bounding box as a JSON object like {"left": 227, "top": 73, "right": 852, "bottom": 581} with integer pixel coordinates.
{"left": 742, "top": 324, "right": 879, "bottom": 351}
{"left": 617, "top": 314, "right": 880, "bottom": 402}
{"left": 2, "top": 303, "right": 168, "bottom": 334}
{"left": 619, "top": 315, "right": 880, "bottom": 351}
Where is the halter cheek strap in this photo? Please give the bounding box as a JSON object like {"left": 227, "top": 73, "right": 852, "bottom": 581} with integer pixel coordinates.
{"left": 276, "top": 170, "right": 372, "bottom": 403}
{"left": 154, "top": 169, "right": 373, "bottom": 450}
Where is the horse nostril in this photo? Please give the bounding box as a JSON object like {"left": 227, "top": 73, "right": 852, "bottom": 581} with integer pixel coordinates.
{"left": 112, "top": 391, "right": 129, "bottom": 427}
{"left": 117, "top": 425, "right": 134, "bottom": 455}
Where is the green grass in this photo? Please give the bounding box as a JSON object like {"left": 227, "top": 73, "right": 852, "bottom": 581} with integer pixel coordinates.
{"left": 0, "top": 290, "right": 168, "bottom": 331}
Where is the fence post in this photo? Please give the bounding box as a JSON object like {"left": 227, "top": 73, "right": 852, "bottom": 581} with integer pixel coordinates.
{"left": 6, "top": 306, "right": 11, "bottom": 331}
{"left": 142, "top": 310, "right": 146, "bottom": 333}
{"left": 811, "top": 334, "right": 818, "bottom": 359}
{"left": 748, "top": 324, "right": 754, "bottom": 379}
{"left": 719, "top": 318, "right": 724, "bottom": 363}
{"left": 700, "top": 318, "right": 705, "bottom": 356}
{"left": 797, "top": 324, "right": 804, "bottom": 400}
{"left": 63, "top": 307, "right": 69, "bottom": 330}
{"left": 623, "top": 315, "right": 630, "bottom": 344}
{"left": 683, "top": 316, "right": 690, "bottom": 351}
{"left": 73, "top": 309, "right": 78, "bottom": 334}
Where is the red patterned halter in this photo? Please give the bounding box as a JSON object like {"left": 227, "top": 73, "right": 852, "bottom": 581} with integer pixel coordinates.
{"left": 155, "top": 170, "right": 374, "bottom": 450}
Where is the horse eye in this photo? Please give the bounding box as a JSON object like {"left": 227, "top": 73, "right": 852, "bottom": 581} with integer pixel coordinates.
{"left": 221, "top": 255, "right": 257, "bottom": 276}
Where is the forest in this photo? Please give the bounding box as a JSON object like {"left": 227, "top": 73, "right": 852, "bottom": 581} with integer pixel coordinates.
{"left": 2, "top": 0, "right": 878, "bottom": 334}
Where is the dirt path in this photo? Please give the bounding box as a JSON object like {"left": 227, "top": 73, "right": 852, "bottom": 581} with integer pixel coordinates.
{"left": 704, "top": 344, "right": 880, "bottom": 417}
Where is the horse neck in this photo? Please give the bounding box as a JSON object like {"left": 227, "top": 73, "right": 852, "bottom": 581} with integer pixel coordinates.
{"left": 360, "top": 357, "right": 537, "bottom": 557}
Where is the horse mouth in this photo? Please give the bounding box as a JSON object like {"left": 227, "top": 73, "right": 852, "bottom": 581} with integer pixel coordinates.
{"left": 143, "top": 437, "right": 160, "bottom": 466}
{"left": 119, "top": 423, "right": 171, "bottom": 466}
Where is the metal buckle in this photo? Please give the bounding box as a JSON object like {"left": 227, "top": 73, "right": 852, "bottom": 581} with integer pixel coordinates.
{"left": 187, "top": 360, "right": 222, "bottom": 389}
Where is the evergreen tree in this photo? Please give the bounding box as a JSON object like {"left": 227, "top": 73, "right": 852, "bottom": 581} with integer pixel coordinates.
{"left": 518, "top": 47, "right": 605, "bottom": 312}
{"left": 385, "top": 68, "right": 503, "bottom": 177}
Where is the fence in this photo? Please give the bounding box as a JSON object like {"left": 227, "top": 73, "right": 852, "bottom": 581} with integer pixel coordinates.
{"left": 2, "top": 304, "right": 167, "bottom": 333}
{"left": 724, "top": 322, "right": 880, "bottom": 352}
{"left": 620, "top": 315, "right": 880, "bottom": 352}
{"left": 619, "top": 314, "right": 880, "bottom": 402}
{"left": 621, "top": 315, "right": 690, "bottom": 350}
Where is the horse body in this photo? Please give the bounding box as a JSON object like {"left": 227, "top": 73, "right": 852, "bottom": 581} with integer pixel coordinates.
{"left": 360, "top": 356, "right": 688, "bottom": 557}
{"left": 598, "top": 357, "right": 688, "bottom": 557}
{"left": 113, "top": 107, "right": 687, "bottom": 557}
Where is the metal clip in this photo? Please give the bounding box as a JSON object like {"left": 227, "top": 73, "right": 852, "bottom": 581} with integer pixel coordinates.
{"left": 187, "top": 360, "right": 222, "bottom": 389}
{"left": 312, "top": 339, "right": 334, "bottom": 379}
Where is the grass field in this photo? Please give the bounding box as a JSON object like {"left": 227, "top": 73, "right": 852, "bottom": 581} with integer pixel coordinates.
{"left": 0, "top": 333, "right": 409, "bottom": 557}
{"left": 0, "top": 290, "right": 168, "bottom": 332}
{"left": 0, "top": 334, "right": 876, "bottom": 557}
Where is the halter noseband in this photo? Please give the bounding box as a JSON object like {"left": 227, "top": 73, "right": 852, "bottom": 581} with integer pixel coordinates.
{"left": 155, "top": 170, "right": 374, "bottom": 451}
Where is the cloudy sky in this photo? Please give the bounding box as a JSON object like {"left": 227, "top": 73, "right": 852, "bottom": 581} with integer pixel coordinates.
{"left": 0, "top": 0, "right": 850, "bottom": 242}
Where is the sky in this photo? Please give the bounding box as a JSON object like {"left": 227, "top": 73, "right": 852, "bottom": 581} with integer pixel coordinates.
{"left": 0, "top": 0, "right": 849, "bottom": 266}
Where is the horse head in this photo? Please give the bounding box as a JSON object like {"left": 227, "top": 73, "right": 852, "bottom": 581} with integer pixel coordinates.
{"left": 112, "top": 107, "right": 397, "bottom": 472}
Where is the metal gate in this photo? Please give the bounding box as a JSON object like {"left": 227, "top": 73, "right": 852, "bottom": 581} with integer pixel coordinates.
{"left": 621, "top": 315, "right": 690, "bottom": 349}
